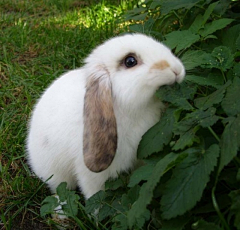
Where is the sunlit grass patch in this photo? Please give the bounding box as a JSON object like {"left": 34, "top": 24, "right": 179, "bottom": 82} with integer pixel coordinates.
{"left": 0, "top": 0, "right": 135, "bottom": 228}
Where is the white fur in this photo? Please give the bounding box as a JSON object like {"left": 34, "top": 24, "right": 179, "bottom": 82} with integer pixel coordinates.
{"left": 27, "top": 34, "right": 185, "bottom": 199}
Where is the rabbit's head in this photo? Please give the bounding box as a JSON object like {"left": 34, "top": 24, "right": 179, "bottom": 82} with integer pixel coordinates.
{"left": 83, "top": 34, "right": 185, "bottom": 173}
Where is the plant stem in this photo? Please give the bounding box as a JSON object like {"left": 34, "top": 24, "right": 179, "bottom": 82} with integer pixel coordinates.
{"left": 211, "top": 187, "right": 231, "bottom": 230}
{"left": 221, "top": 69, "right": 227, "bottom": 83}
{"left": 208, "top": 127, "right": 220, "bottom": 142}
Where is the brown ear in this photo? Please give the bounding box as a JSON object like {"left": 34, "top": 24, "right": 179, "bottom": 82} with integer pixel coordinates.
{"left": 83, "top": 68, "right": 118, "bottom": 173}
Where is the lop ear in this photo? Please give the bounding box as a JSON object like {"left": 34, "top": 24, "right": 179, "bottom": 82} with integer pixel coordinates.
{"left": 83, "top": 66, "right": 118, "bottom": 173}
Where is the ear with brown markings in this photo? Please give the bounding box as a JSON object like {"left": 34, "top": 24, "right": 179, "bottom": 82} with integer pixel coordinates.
{"left": 83, "top": 68, "right": 117, "bottom": 173}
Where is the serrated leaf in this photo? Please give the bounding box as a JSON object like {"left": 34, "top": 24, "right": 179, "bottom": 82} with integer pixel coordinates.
{"left": 63, "top": 193, "right": 79, "bottom": 217}
{"left": 122, "top": 185, "right": 141, "bottom": 206}
{"left": 189, "top": 14, "right": 204, "bottom": 34}
{"left": 201, "top": 46, "right": 234, "bottom": 71}
{"left": 173, "top": 127, "right": 199, "bottom": 151}
{"left": 164, "top": 30, "right": 200, "bottom": 53}
{"left": 194, "top": 81, "right": 231, "bottom": 109}
{"left": 128, "top": 164, "right": 154, "bottom": 187}
{"left": 186, "top": 74, "right": 223, "bottom": 88}
{"left": 200, "top": 18, "right": 234, "bottom": 38}
{"left": 159, "top": 0, "right": 202, "bottom": 14}
{"left": 40, "top": 196, "right": 59, "bottom": 217}
{"left": 189, "top": 2, "right": 218, "bottom": 34}
{"left": 219, "top": 115, "right": 240, "bottom": 171}
{"left": 174, "top": 108, "right": 217, "bottom": 130}
{"left": 199, "top": 115, "right": 219, "bottom": 127}
{"left": 173, "top": 108, "right": 218, "bottom": 150}
{"left": 202, "top": 2, "right": 219, "bottom": 25}
{"left": 222, "top": 24, "right": 240, "bottom": 52}
{"left": 128, "top": 153, "right": 182, "bottom": 228}
{"left": 57, "top": 182, "right": 68, "bottom": 202}
{"left": 156, "top": 83, "right": 196, "bottom": 110}
{"left": 222, "top": 77, "right": 240, "bottom": 116}
{"left": 112, "top": 214, "right": 128, "bottom": 230}
{"left": 229, "top": 190, "right": 240, "bottom": 230}
{"left": 53, "top": 182, "right": 79, "bottom": 217}
{"left": 161, "top": 145, "right": 219, "bottom": 219}
{"left": 137, "top": 108, "right": 175, "bottom": 159}
{"left": 98, "top": 205, "right": 115, "bottom": 222}
{"left": 105, "top": 177, "right": 125, "bottom": 190}
{"left": 181, "top": 50, "right": 208, "bottom": 70}
{"left": 85, "top": 190, "right": 106, "bottom": 214}
{"left": 211, "top": 46, "right": 234, "bottom": 71}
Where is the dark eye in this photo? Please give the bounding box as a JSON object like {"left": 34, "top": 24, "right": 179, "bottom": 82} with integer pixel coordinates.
{"left": 124, "top": 56, "right": 138, "bottom": 68}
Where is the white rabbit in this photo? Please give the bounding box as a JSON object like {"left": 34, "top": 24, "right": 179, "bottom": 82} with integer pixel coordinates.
{"left": 27, "top": 33, "right": 185, "bottom": 199}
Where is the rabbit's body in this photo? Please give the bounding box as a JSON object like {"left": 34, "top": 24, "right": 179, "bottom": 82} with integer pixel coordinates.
{"left": 27, "top": 34, "right": 185, "bottom": 199}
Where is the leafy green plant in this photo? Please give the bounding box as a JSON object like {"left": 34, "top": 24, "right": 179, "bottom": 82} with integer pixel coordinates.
{"left": 33, "top": 0, "right": 240, "bottom": 229}
{"left": 0, "top": 0, "right": 137, "bottom": 229}
{"left": 83, "top": 1, "right": 240, "bottom": 229}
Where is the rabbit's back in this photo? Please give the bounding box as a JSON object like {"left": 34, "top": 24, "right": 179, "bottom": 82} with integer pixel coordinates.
{"left": 27, "top": 69, "right": 86, "bottom": 191}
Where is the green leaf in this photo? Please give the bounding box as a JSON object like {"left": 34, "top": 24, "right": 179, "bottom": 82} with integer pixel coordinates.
{"left": 98, "top": 205, "right": 115, "bottom": 222}
{"left": 219, "top": 115, "right": 240, "bottom": 171}
{"left": 156, "top": 83, "right": 196, "bottom": 110}
{"left": 200, "top": 18, "right": 234, "bottom": 38}
{"left": 62, "top": 192, "right": 79, "bottom": 217}
{"left": 222, "top": 77, "right": 240, "bottom": 116}
{"left": 137, "top": 108, "right": 176, "bottom": 159}
{"left": 112, "top": 214, "right": 128, "bottom": 230}
{"left": 189, "top": 2, "right": 218, "bottom": 34}
{"left": 201, "top": 46, "right": 234, "bottom": 71}
{"left": 111, "top": 186, "right": 142, "bottom": 228}
{"left": 128, "top": 153, "right": 183, "bottom": 228}
{"left": 164, "top": 30, "right": 200, "bottom": 53}
{"left": 40, "top": 196, "right": 59, "bottom": 217}
{"left": 194, "top": 81, "right": 231, "bottom": 109}
{"left": 105, "top": 177, "right": 125, "bottom": 190}
{"left": 159, "top": 0, "right": 202, "bottom": 15}
{"left": 211, "top": 46, "right": 234, "bottom": 71}
{"left": 122, "top": 185, "right": 141, "bottom": 207}
{"left": 57, "top": 182, "right": 68, "bottom": 202}
{"left": 202, "top": 2, "right": 219, "bottom": 25}
{"left": 54, "top": 182, "right": 79, "bottom": 217}
{"left": 222, "top": 24, "right": 240, "bottom": 52}
{"left": 229, "top": 190, "right": 240, "bottom": 230}
{"left": 173, "top": 127, "right": 199, "bottom": 151}
{"left": 181, "top": 50, "right": 208, "bottom": 70}
{"left": 161, "top": 145, "right": 219, "bottom": 219}
{"left": 186, "top": 74, "right": 223, "bottom": 88}
{"left": 189, "top": 14, "right": 204, "bottom": 34}
{"left": 173, "top": 108, "right": 218, "bottom": 150}
{"left": 128, "top": 164, "right": 154, "bottom": 187}
{"left": 85, "top": 190, "right": 106, "bottom": 214}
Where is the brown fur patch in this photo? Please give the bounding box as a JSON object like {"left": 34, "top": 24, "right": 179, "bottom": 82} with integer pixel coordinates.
{"left": 151, "top": 60, "right": 170, "bottom": 70}
{"left": 83, "top": 72, "right": 118, "bottom": 173}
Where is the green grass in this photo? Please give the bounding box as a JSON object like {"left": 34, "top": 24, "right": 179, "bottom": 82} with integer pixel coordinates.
{"left": 0, "top": 0, "right": 135, "bottom": 228}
